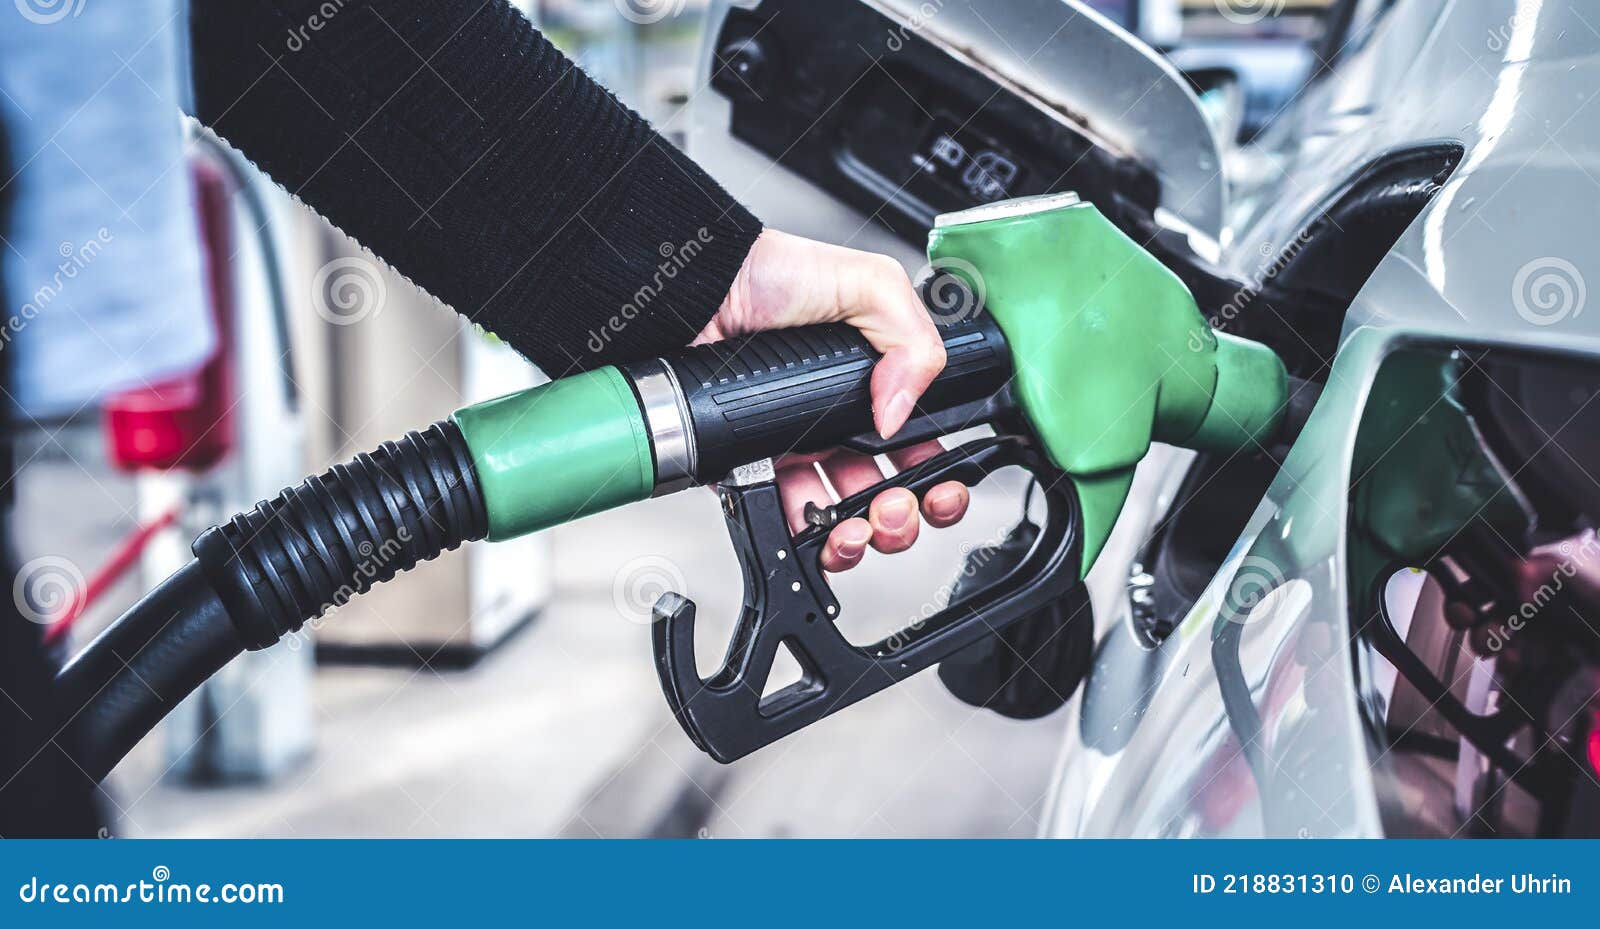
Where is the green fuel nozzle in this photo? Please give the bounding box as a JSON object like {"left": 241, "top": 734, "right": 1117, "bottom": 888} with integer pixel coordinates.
{"left": 451, "top": 192, "right": 1289, "bottom": 578}
{"left": 441, "top": 192, "right": 1291, "bottom": 761}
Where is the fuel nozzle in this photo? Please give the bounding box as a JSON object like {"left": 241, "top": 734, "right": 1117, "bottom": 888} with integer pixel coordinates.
{"left": 449, "top": 192, "right": 1290, "bottom": 581}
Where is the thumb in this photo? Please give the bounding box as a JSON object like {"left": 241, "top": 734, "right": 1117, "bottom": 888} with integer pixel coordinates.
{"left": 714, "top": 232, "right": 947, "bottom": 439}
{"left": 835, "top": 254, "right": 946, "bottom": 439}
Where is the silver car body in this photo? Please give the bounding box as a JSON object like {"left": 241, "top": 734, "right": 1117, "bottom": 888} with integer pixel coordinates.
{"left": 1047, "top": 0, "right": 1600, "bottom": 837}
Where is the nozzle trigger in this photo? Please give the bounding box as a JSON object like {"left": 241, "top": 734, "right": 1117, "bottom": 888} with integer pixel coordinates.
{"left": 650, "top": 435, "right": 1083, "bottom": 763}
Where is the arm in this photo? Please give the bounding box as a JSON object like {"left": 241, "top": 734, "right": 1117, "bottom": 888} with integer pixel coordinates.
{"left": 190, "top": 0, "right": 966, "bottom": 567}
{"left": 190, "top": 0, "right": 754, "bottom": 376}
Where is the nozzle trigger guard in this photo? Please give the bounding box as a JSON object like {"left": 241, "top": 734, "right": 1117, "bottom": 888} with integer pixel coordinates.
{"left": 651, "top": 435, "right": 1082, "bottom": 763}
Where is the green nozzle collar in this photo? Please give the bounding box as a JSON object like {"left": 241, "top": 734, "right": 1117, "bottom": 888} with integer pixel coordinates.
{"left": 1188, "top": 331, "right": 1288, "bottom": 453}
{"left": 452, "top": 366, "right": 654, "bottom": 541}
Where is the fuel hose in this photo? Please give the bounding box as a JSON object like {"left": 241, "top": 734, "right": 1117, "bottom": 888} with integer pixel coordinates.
{"left": 56, "top": 421, "right": 488, "bottom": 782}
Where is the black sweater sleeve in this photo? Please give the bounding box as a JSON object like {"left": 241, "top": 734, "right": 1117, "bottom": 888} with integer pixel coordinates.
{"left": 189, "top": 0, "right": 761, "bottom": 376}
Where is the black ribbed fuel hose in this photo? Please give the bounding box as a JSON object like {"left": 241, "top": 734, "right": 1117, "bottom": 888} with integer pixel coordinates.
{"left": 55, "top": 420, "right": 486, "bottom": 783}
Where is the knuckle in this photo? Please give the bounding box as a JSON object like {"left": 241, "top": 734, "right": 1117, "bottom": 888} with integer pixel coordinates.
{"left": 870, "top": 253, "right": 906, "bottom": 281}
{"left": 908, "top": 338, "right": 946, "bottom": 377}
{"left": 875, "top": 262, "right": 916, "bottom": 302}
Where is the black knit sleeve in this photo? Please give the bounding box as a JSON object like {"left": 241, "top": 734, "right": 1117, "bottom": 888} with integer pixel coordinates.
{"left": 189, "top": 0, "right": 761, "bottom": 376}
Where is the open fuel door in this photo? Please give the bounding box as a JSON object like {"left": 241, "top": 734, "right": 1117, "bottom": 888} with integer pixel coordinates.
{"left": 687, "top": 0, "right": 1227, "bottom": 264}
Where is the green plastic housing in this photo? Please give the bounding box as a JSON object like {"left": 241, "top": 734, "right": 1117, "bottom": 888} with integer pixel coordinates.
{"left": 928, "top": 198, "right": 1288, "bottom": 575}
{"left": 451, "top": 366, "right": 654, "bottom": 542}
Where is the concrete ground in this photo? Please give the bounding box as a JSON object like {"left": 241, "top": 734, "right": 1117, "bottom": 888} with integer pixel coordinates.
{"left": 24, "top": 436, "right": 1069, "bottom": 838}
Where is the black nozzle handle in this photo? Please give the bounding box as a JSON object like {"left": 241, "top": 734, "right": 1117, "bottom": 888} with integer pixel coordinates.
{"left": 647, "top": 312, "right": 1012, "bottom": 483}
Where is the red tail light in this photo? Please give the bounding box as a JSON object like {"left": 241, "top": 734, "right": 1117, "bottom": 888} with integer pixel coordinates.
{"left": 1587, "top": 712, "right": 1600, "bottom": 778}
{"left": 102, "top": 158, "right": 236, "bottom": 472}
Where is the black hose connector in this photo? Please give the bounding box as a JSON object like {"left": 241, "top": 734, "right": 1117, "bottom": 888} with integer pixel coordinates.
{"left": 192, "top": 420, "right": 487, "bottom": 651}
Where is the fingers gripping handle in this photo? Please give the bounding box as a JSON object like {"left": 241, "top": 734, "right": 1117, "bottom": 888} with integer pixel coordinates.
{"left": 651, "top": 435, "right": 1082, "bottom": 763}
{"left": 635, "top": 308, "right": 1053, "bottom": 762}
{"left": 634, "top": 313, "right": 1012, "bottom": 485}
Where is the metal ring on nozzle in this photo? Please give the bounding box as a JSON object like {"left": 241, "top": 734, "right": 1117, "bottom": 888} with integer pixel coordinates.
{"left": 625, "top": 359, "right": 698, "bottom": 495}
{"left": 934, "top": 191, "right": 1082, "bottom": 229}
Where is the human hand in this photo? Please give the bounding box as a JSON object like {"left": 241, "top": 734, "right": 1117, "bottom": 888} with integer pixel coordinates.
{"left": 699, "top": 229, "right": 970, "bottom": 572}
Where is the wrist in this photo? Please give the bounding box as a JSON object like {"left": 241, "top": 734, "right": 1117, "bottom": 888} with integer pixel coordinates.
{"left": 698, "top": 229, "right": 774, "bottom": 344}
